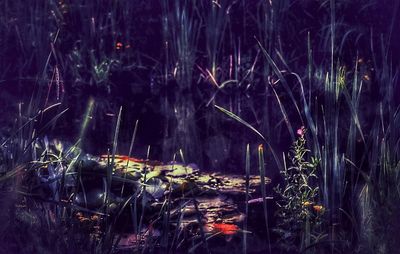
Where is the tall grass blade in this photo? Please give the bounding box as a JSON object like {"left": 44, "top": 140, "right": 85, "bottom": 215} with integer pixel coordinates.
{"left": 1, "top": 103, "right": 62, "bottom": 147}
{"left": 270, "top": 85, "right": 295, "bottom": 141}
{"left": 105, "top": 106, "right": 122, "bottom": 235}
{"left": 256, "top": 38, "right": 303, "bottom": 134}
{"left": 258, "top": 144, "right": 271, "bottom": 254}
{"left": 138, "top": 145, "right": 151, "bottom": 246}
{"left": 78, "top": 98, "right": 95, "bottom": 147}
{"left": 215, "top": 104, "right": 283, "bottom": 170}
{"left": 120, "top": 119, "right": 139, "bottom": 197}
{"left": 243, "top": 143, "right": 250, "bottom": 254}
{"left": 215, "top": 104, "right": 265, "bottom": 142}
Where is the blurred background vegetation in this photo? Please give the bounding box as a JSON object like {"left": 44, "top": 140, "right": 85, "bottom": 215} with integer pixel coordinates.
{"left": 0, "top": 0, "right": 399, "bottom": 253}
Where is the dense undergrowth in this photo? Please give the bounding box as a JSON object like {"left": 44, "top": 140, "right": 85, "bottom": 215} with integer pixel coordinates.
{"left": 0, "top": 0, "right": 399, "bottom": 253}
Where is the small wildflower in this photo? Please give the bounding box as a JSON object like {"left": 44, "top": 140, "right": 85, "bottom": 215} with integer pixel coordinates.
{"left": 297, "top": 126, "right": 305, "bottom": 137}
{"left": 302, "top": 201, "right": 313, "bottom": 207}
{"left": 313, "top": 205, "right": 324, "bottom": 213}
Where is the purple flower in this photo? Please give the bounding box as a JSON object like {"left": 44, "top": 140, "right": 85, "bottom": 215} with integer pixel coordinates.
{"left": 297, "top": 126, "right": 305, "bottom": 137}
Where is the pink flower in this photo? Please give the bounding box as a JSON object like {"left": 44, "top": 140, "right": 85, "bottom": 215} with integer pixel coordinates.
{"left": 297, "top": 126, "right": 305, "bottom": 137}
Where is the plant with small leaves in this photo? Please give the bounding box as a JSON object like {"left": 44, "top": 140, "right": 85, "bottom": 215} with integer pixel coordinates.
{"left": 274, "top": 126, "right": 323, "bottom": 253}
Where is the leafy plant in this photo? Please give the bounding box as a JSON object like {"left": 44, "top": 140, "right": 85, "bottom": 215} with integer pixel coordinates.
{"left": 274, "top": 126, "right": 323, "bottom": 252}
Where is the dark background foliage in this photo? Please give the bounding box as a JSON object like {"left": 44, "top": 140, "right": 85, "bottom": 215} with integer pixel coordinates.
{"left": 1, "top": 0, "right": 400, "bottom": 253}
{"left": 1, "top": 0, "right": 398, "bottom": 172}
